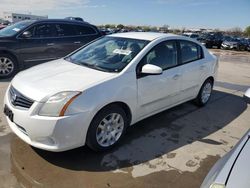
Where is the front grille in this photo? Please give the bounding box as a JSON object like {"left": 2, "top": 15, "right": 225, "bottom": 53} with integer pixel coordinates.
{"left": 9, "top": 86, "right": 34, "bottom": 109}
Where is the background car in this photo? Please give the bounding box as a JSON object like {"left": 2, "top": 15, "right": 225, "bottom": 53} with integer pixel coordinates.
{"left": 197, "top": 32, "right": 223, "bottom": 48}
{"left": 221, "top": 37, "right": 248, "bottom": 51}
{"left": 182, "top": 32, "right": 200, "bottom": 40}
{"left": 64, "top": 17, "right": 85, "bottom": 22}
{"left": 201, "top": 130, "right": 250, "bottom": 188}
{"left": 0, "top": 19, "right": 102, "bottom": 79}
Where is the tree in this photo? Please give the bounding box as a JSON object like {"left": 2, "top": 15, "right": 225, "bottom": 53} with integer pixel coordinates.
{"left": 117, "top": 24, "right": 124, "bottom": 29}
{"left": 244, "top": 26, "right": 250, "bottom": 37}
{"left": 228, "top": 27, "right": 243, "bottom": 36}
{"left": 105, "top": 24, "right": 111, "bottom": 28}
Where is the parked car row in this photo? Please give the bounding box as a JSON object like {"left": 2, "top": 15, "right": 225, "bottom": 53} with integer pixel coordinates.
{"left": 0, "top": 19, "right": 102, "bottom": 78}
{"left": 183, "top": 32, "right": 250, "bottom": 52}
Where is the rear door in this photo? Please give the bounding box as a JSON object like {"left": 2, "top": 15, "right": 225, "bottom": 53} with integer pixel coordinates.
{"left": 53, "top": 23, "right": 80, "bottom": 58}
{"left": 73, "top": 24, "right": 101, "bottom": 46}
{"left": 53, "top": 23, "right": 101, "bottom": 58}
{"left": 178, "top": 40, "right": 207, "bottom": 101}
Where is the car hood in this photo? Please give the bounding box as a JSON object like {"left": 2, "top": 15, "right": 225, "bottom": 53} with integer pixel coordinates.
{"left": 11, "top": 59, "right": 117, "bottom": 102}
{"left": 223, "top": 41, "right": 238, "bottom": 45}
{"left": 226, "top": 134, "right": 250, "bottom": 188}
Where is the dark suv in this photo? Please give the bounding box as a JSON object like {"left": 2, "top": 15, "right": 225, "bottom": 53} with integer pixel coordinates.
{"left": 0, "top": 19, "right": 102, "bottom": 78}
{"left": 197, "top": 32, "right": 223, "bottom": 49}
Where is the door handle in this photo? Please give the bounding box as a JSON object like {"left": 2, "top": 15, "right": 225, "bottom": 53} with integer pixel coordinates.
{"left": 47, "top": 43, "right": 55, "bottom": 46}
{"left": 172, "top": 74, "right": 181, "bottom": 80}
{"left": 74, "top": 41, "right": 81, "bottom": 44}
{"left": 200, "top": 65, "right": 206, "bottom": 70}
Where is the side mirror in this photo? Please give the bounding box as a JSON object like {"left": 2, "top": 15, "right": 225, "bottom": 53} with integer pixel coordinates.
{"left": 21, "top": 31, "right": 32, "bottom": 38}
{"left": 141, "top": 64, "right": 163, "bottom": 75}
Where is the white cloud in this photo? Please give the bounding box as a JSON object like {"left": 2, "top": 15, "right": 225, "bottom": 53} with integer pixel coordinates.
{"left": 0, "top": 0, "right": 104, "bottom": 14}
{"left": 155, "top": 0, "right": 219, "bottom": 6}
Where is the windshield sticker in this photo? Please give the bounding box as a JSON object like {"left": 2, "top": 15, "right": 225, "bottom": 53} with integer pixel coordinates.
{"left": 12, "top": 28, "right": 21, "bottom": 32}
{"left": 113, "top": 49, "right": 132, "bottom": 56}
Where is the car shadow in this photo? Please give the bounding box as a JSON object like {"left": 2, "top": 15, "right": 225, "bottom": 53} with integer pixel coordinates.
{"left": 215, "top": 81, "right": 249, "bottom": 92}
{"left": 24, "top": 89, "right": 247, "bottom": 172}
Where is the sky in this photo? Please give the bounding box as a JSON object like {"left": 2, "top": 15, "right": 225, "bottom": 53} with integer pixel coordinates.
{"left": 0, "top": 0, "right": 249, "bottom": 29}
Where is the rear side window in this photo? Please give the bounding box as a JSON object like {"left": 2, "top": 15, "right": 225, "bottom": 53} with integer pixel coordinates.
{"left": 55, "top": 24, "right": 76, "bottom": 36}
{"left": 74, "top": 25, "right": 96, "bottom": 35}
{"left": 180, "top": 40, "right": 203, "bottom": 64}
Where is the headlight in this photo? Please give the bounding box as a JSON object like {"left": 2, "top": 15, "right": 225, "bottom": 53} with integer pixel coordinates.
{"left": 39, "top": 91, "right": 81, "bottom": 117}
{"left": 210, "top": 183, "right": 225, "bottom": 188}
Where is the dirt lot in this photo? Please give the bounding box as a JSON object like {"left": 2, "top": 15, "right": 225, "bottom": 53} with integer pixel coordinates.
{"left": 0, "top": 49, "right": 250, "bottom": 188}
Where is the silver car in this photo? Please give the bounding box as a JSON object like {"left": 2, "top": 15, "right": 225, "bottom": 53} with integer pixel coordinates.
{"left": 201, "top": 130, "right": 250, "bottom": 188}
{"left": 244, "top": 88, "right": 250, "bottom": 104}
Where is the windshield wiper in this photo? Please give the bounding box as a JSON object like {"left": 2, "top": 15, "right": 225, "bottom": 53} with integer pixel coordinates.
{"left": 80, "top": 62, "right": 115, "bottom": 73}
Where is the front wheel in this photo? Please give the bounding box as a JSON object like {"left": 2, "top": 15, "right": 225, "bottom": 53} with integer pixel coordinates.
{"left": 194, "top": 79, "right": 213, "bottom": 106}
{"left": 0, "top": 54, "right": 18, "bottom": 79}
{"left": 86, "top": 105, "right": 128, "bottom": 151}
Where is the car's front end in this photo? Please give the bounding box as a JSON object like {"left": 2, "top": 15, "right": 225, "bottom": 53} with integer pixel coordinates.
{"left": 3, "top": 58, "right": 119, "bottom": 151}
{"left": 221, "top": 41, "right": 238, "bottom": 50}
{"left": 201, "top": 130, "right": 250, "bottom": 188}
{"left": 3, "top": 83, "right": 94, "bottom": 152}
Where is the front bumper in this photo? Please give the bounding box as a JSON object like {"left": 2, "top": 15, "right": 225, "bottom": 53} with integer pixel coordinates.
{"left": 221, "top": 43, "right": 236, "bottom": 49}
{"left": 3, "top": 87, "right": 91, "bottom": 152}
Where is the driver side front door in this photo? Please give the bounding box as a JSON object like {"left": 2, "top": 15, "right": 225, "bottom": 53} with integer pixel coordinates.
{"left": 136, "top": 40, "right": 182, "bottom": 119}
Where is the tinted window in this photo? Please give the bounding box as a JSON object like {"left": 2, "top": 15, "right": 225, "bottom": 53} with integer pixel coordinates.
{"left": 74, "top": 25, "right": 96, "bottom": 35}
{"left": 55, "top": 24, "right": 76, "bottom": 36}
{"left": 180, "top": 41, "right": 202, "bottom": 64}
{"left": 142, "top": 41, "right": 177, "bottom": 70}
{"left": 29, "top": 24, "right": 56, "bottom": 38}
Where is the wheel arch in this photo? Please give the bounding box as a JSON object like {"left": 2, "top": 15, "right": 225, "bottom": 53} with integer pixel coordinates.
{"left": 0, "top": 50, "right": 21, "bottom": 69}
{"left": 95, "top": 101, "right": 132, "bottom": 125}
{"left": 206, "top": 76, "right": 214, "bottom": 86}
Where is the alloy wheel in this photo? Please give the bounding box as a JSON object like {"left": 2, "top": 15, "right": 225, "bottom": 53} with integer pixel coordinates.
{"left": 0, "top": 57, "right": 14, "bottom": 76}
{"left": 201, "top": 82, "right": 212, "bottom": 104}
{"left": 96, "top": 113, "right": 124, "bottom": 147}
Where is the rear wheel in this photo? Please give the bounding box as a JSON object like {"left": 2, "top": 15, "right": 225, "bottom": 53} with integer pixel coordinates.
{"left": 0, "top": 54, "right": 18, "bottom": 79}
{"left": 194, "top": 79, "right": 213, "bottom": 106}
{"left": 86, "top": 105, "right": 128, "bottom": 151}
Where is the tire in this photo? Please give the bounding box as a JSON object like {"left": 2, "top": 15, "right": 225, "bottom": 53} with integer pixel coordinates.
{"left": 0, "top": 53, "right": 18, "bottom": 79}
{"left": 194, "top": 79, "right": 213, "bottom": 107}
{"left": 86, "top": 104, "right": 129, "bottom": 152}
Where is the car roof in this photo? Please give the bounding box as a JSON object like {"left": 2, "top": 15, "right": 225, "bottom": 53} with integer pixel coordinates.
{"left": 110, "top": 32, "right": 178, "bottom": 41}
{"left": 31, "top": 19, "right": 91, "bottom": 25}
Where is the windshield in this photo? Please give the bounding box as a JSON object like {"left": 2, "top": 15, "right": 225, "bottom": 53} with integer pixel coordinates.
{"left": 66, "top": 36, "right": 149, "bottom": 72}
{"left": 0, "top": 21, "right": 34, "bottom": 37}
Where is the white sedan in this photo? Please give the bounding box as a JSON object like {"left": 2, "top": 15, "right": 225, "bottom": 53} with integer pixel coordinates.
{"left": 3, "top": 32, "right": 218, "bottom": 152}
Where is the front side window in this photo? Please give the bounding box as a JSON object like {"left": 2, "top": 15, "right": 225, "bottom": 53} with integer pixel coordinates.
{"left": 66, "top": 36, "right": 149, "bottom": 72}
{"left": 180, "top": 40, "right": 202, "bottom": 64}
{"left": 141, "top": 41, "right": 178, "bottom": 70}
{"left": 27, "top": 24, "right": 56, "bottom": 38}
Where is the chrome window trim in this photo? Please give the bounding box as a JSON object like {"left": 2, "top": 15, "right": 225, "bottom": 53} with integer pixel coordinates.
{"left": 16, "top": 22, "right": 99, "bottom": 40}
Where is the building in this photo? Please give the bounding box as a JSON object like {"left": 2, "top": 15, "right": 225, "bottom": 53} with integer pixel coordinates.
{"left": 1, "top": 12, "right": 48, "bottom": 23}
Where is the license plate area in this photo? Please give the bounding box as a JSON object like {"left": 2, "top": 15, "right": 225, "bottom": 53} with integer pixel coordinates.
{"left": 3, "top": 105, "right": 14, "bottom": 122}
